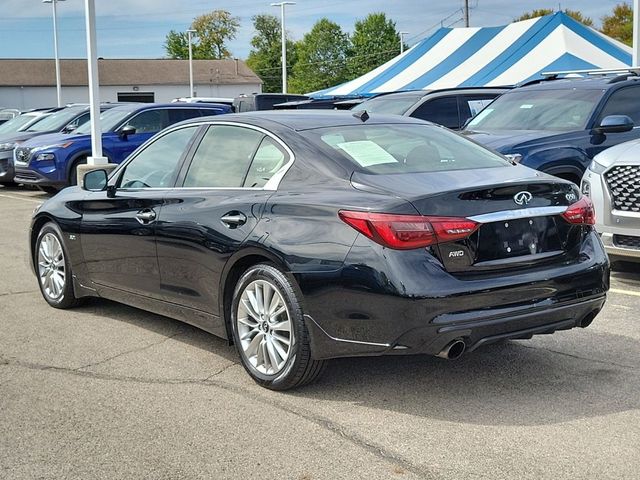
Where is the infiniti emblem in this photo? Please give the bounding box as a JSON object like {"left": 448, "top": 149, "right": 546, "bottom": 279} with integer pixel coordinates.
{"left": 513, "top": 191, "right": 533, "bottom": 206}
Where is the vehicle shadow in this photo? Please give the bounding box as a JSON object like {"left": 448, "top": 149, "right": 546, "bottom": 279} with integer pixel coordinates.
{"left": 74, "top": 297, "right": 238, "bottom": 364}
{"left": 71, "top": 297, "right": 639, "bottom": 428}
{"left": 294, "top": 331, "right": 640, "bottom": 427}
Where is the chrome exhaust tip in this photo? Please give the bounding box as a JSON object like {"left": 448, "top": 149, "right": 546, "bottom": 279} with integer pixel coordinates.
{"left": 437, "top": 339, "right": 466, "bottom": 360}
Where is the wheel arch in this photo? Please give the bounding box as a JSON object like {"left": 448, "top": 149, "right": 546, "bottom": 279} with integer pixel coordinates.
{"left": 30, "top": 214, "right": 58, "bottom": 274}
{"left": 219, "top": 246, "right": 294, "bottom": 342}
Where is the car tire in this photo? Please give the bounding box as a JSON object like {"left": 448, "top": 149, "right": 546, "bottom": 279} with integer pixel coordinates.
{"left": 0, "top": 181, "right": 17, "bottom": 187}
{"left": 230, "top": 264, "right": 326, "bottom": 390}
{"left": 69, "top": 158, "right": 88, "bottom": 186}
{"left": 35, "top": 222, "right": 80, "bottom": 309}
{"left": 38, "top": 186, "right": 59, "bottom": 195}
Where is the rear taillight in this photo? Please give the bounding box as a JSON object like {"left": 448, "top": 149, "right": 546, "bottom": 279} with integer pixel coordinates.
{"left": 338, "top": 211, "right": 479, "bottom": 250}
{"left": 562, "top": 197, "right": 595, "bottom": 225}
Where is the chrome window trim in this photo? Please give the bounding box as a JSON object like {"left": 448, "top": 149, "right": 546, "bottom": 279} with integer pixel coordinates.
{"left": 115, "top": 120, "right": 295, "bottom": 193}
{"left": 468, "top": 206, "right": 568, "bottom": 223}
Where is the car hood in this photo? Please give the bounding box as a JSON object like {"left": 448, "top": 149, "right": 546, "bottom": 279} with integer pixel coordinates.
{"left": 0, "top": 131, "right": 52, "bottom": 145}
{"left": 20, "top": 132, "right": 89, "bottom": 148}
{"left": 593, "top": 138, "right": 640, "bottom": 167}
{"left": 463, "top": 129, "right": 565, "bottom": 153}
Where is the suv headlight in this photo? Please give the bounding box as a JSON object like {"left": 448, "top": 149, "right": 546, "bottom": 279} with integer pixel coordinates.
{"left": 0, "top": 142, "right": 15, "bottom": 151}
{"left": 589, "top": 159, "right": 607, "bottom": 174}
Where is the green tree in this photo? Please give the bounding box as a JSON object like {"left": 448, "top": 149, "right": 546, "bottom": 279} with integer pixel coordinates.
{"left": 246, "top": 14, "right": 297, "bottom": 93}
{"left": 515, "top": 9, "right": 594, "bottom": 26}
{"left": 289, "top": 19, "right": 350, "bottom": 94}
{"left": 164, "top": 10, "right": 240, "bottom": 60}
{"left": 164, "top": 30, "right": 190, "bottom": 59}
{"left": 348, "top": 13, "right": 401, "bottom": 78}
{"left": 601, "top": 3, "right": 633, "bottom": 46}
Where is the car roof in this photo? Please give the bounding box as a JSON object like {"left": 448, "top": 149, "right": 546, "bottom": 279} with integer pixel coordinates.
{"left": 192, "top": 110, "right": 428, "bottom": 131}
{"left": 107, "top": 102, "right": 230, "bottom": 113}
{"left": 369, "top": 87, "right": 510, "bottom": 100}
{"left": 514, "top": 75, "right": 640, "bottom": 92}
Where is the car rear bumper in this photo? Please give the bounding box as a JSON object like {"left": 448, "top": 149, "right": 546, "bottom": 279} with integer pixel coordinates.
{"left": 300, "top": 230, "right": 609, "bottom": 360}
{"left": 600, "top": 232, "right": 640, "bottom": 262}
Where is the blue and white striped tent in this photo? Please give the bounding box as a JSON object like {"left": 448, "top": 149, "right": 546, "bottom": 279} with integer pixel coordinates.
{"left": 309, "top": 12, "right": 632, "bottom": 98}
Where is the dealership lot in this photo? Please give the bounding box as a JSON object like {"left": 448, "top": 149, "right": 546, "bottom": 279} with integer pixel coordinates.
{"left": 1, "top": 188, "right": 639, "bottom": 479}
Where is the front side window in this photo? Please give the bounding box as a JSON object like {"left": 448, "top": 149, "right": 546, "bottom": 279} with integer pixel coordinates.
{"left": 598, "top": 86, "right": 640, "bottom": 124}
{"left": 467, "top": 88, "right": 602, "bottom": 131}
{"left": 303, "top": 124, "right": 509, "bottom": 174}
{"left": 124, "top": 109, "right": 170, "bottom": 133}
{"left": 183, "top": 125, "right": 264, "bottom": 188}
{"left": 119, "top": 126, "right": 198, "bottom": 189}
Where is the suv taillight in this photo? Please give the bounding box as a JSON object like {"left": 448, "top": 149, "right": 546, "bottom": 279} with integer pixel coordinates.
{"left": 338, "top": 211, "right": 479, "bottom": 250}
{"left": 562, "top": 197, "right": 595, "bottom": 225}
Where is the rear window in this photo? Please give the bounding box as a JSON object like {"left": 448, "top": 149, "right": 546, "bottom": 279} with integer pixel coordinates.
{"left": 302, "top": 124, "right": 509, "bottom": 174}
{"left": 352, "top": 94, "right": 424, "bottom": 115}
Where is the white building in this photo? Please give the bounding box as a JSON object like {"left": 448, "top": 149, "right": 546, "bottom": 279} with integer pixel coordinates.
{"left": 0, "top": 58, "right": 262, "bottom": 109}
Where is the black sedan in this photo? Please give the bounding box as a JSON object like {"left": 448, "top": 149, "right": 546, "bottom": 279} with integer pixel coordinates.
{"left": 29, "top": 111, "right": 609, "bottom": 390}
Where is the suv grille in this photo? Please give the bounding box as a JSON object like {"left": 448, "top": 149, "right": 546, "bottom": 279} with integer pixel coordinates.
{"left": 605, "top": 165, "right": 640, "bottom": 212}
{"left": 14, "top": 146, "right": 33, "bottom": 166}
{"left": 614, "top": 234, "right": 640, "bottom": 250}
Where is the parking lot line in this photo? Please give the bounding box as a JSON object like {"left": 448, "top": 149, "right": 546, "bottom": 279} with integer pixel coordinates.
{"left": 0, "top": 193, "right": 43, "bottom": 204}
{"left": 610, "top": 288, "right": 640, "bottom": 298}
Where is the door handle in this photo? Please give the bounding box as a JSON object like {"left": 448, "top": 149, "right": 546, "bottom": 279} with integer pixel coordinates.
{"left": 136, "top": 209, "right": 156, "bottom": 224}
{"left": 221, "top": 212, "right": 247, "bottom": 228}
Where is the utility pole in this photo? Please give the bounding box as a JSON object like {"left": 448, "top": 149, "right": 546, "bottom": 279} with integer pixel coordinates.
{"left": 187, "top": 29, "right": 196, "bottom": 97}
{"left": 43, "top": 0, "right": 66, "bottom": 107}
{"left": 271, "top": 2, "right": 295, "bottom": 94}
{"left": 634, "top": 0, "right": 639, "bottom": 67}
{"left": 464, "top": 0, "right": 470, "bottom": 27}
{"left": 400, "top": 32, "right": 408, "bottom": 54}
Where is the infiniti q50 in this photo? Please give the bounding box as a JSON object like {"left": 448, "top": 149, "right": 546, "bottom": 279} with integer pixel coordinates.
{"left": 29, "top": 111, "right": 609, "bottom": 390}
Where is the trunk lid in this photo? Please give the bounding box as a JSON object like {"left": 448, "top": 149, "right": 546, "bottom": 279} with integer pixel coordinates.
{"left": 351, "top": 167, "right": 584, "bottom": 274}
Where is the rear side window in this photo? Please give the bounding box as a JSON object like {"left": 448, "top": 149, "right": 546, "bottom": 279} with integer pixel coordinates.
{"left": 411, "top": 96, "right": 460, "bottom": 129}
{"left": 244, "top": 137, "right": 288, "bottom": 188}
{"left": 168, "top": 109, "right": 201, "bottom": 123}
{"left": 183, "top": 125, "right": 264, "bottom": 187}
{"left": 303, "top": 124, "right": 509, "bottom": 174}
{"left": 598, "top": 86, "right": 640, "bottom": 125}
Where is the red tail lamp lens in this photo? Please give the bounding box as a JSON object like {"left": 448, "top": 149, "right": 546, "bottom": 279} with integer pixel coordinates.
{"left": 562, "top": 197, "right": 595, "bottom": 225}
{"left": 339, "top": 211, "right": 478, "bottom": 250}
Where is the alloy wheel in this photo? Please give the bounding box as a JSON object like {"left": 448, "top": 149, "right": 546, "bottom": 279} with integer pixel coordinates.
{"left": 37, "top": 232, "right": 66, "bottom": 301}
{"left": 236, "top": 279, "right": 294, "bottom": 375}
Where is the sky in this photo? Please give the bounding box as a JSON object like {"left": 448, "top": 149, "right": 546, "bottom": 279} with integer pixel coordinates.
{"left": 0, "top": 0, "right": 626, "bottom": 60}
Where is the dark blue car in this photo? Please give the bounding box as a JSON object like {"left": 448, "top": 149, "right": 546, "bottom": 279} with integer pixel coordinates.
{"left": 14, "top": 102, "right": 231, "bottom": 191}
{"left": 463, "top": 73, "right": 640, "bottom": 184}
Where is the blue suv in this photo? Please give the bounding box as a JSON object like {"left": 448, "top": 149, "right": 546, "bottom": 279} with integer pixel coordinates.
{"left": 463, "top": 72, "right": 640, "bottom": 184}
{"left": 14, "top": 103, "right": 231, "bottom": 191}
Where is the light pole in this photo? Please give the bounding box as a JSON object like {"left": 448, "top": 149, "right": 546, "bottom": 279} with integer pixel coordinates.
{"left": 634, "top": 0, "right": 639, "bottom": 67}
{"left": 400, "top": 32, "right": 409, "bottom": 54}
{"left": 43, "top": 0, "right": 66, "bottom": 107}
{"left": 187, "top": 29, "right": 196, "bottom": 97}
{"left": 271, "top": 1, "right": 295, "bottom": 94}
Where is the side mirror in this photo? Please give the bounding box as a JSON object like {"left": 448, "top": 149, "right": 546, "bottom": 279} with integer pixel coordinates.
{"left": 62, "top": 124, "right": 77, "bottom": 134}
{"left": 82, "top": 169, "right": 108, "bottom": 191}
{"left": 594, "top": 115, "right": 634, "bottom": 134}
{"left": 119, "top": 125, "right": 136, "bottom": 139}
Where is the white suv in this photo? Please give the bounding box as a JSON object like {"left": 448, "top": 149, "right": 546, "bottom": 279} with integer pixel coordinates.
{"left": 582, "top": 139, "right": 640, "bottom": 263}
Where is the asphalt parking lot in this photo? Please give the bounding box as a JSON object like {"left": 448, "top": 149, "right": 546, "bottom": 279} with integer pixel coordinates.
{"left": 1, "top": 186, "right": 639, "bottom": 480}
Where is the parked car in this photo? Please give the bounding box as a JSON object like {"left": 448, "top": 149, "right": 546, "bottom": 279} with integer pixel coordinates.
{"left": 351, "top": 88, "right": 507, "bottom": 130}
{"left": 0, "top": 108, "right": 21, "bottom": 125}
{"left": 29, "top": 111, "right": 608, "bottom": 390}
{"left": 582, "top": 138, "right": 640, "bottom": 263}
{"left": 0, "top": 105, "right": 98, "bottom": 187}
{"left": 14, "top": 102, "right": 231, "bottom": 192}
{"left": 273, "top": 97, "right": 366, "bottom": 110}
{"left": 464, "top": 72, "right": 640, "bottom": 184}
{"left": 172, "top": 96, "right": 234, "bottom": 108}
{"left": 233, "top": 93, "right": 309, "bottom": 112}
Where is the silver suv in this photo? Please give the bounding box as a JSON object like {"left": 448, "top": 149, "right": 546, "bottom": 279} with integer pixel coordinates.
{"left": 582, "top": 139, "right": 640, "bottom": 263}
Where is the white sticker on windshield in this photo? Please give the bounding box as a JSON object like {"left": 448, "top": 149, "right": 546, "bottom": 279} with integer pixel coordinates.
{"left": 519, "top": 104, "right": 534, "bottom": 109}
{"left": 337, "top": 140, "right": 398, "bottom": 167}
